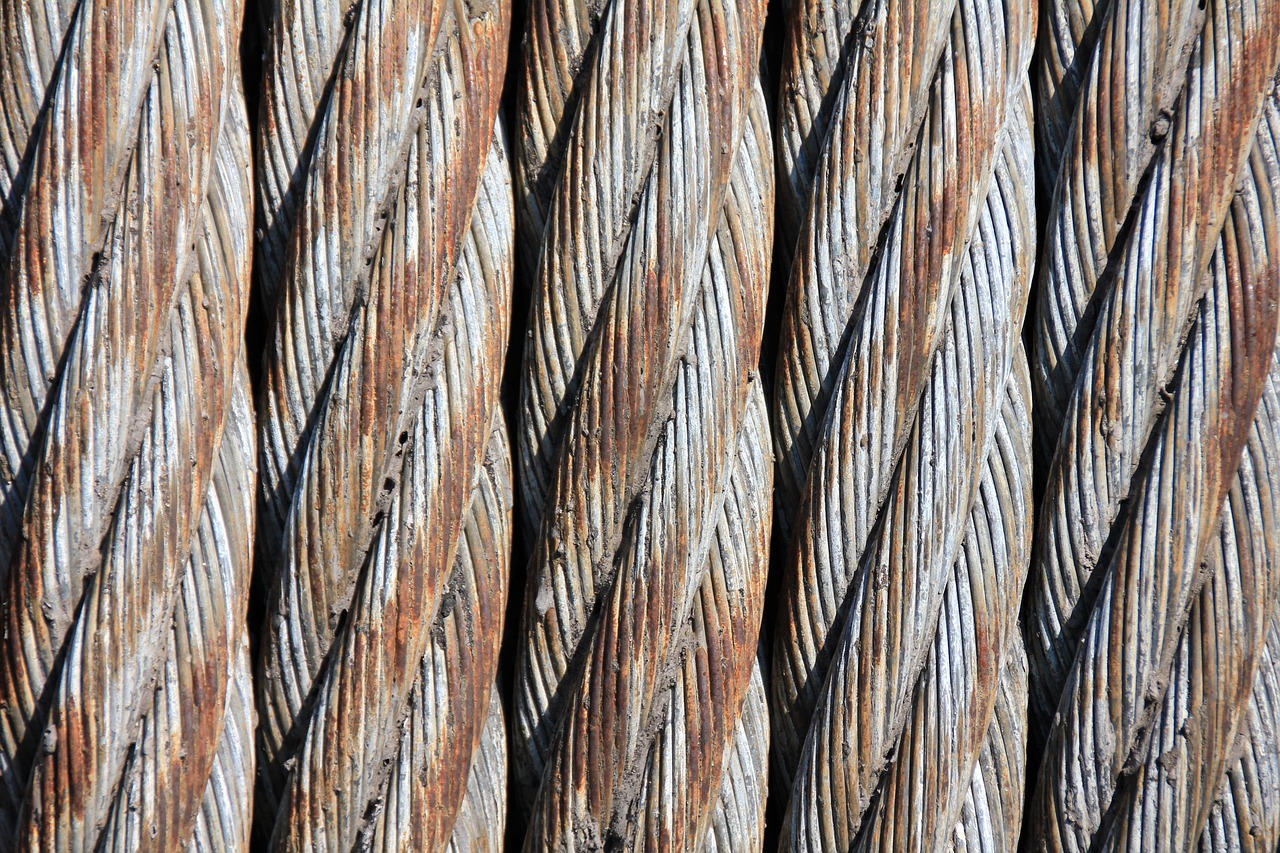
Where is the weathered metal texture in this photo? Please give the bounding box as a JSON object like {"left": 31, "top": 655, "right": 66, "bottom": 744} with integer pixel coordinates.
{"left": 510, "top": 0, "right": 774, "bottom": 847}
{"left": 1097, "top": 358, "right": 1280, "bottom": 852}
{"left": 1197, "top": 619, "right": 1280, "bottom": 852}
{"left": 767, "top": 0, "right": 1036, "bottom": 848}
{"left": 1023, "top": 0, "right": 1280, "bottom": 846}
{"left": 949, "top": 647, "right": 1030, "bottom": 853}
{"left": 1030, "top": 0, "right": 1200, "bottom": 203}
{"left": 0, "top": 0, "right": 255, "bottom": 839}
{"left": 1030, "top": 0, "right": 1226, "bottom": 456}
{"left": 702, "top": 661, "right": 771, "bottom": 853}
{"left": 250, "top": 0, "right": 512, "bottom": 842}
{"left": 366, "top": 417, "right": 514, "bottom": 852}
{"left": 438, "top": 692, "right": 509, "bottom": 853}
{"left": 186, "top": 629, "right": 258, "bottom": 852}
{"left": 849, "top": 358, "right": 1035, "bottom": 853}
{"left": 99, "top": 371, "right": 258, "bottom": 853}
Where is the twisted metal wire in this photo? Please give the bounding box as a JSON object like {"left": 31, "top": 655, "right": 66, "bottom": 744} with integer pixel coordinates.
{"left": 251, "top": 0, "right": 512, "bottom": 846}
{"left": 368, "top": 417, "right": 514, "bottom": 852}
{"left": 510, "top": 0, "right": 775, "bottom": 846}
{"left": 436, "top": 692, "right": 509, "bottom": 853}
{"left": 1197, "top": 619, "right": 1280, "bottom": 852}
{"left": 1097, "top": 357, "right": 1280, "bottom": 852}
{"left": 0, "top": 0, "right": 254, "bottom": 842}
{"left": 767, "top": 0, "right": 1036, "bottom": 849}
{"left": 100, "top": 370, "right": 258, "bottom": 853}
{"left": 1024, "top": 0, "right": 1280, "bottom": 846}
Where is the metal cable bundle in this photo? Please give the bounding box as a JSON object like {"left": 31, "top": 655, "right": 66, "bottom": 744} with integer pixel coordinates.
{"left": 0, "top": 0, "right": 255, "bottom": 843}
{"left": 251, "top": 0, "right": 512, "bottom": 846}
{"left": 510, "top": 0, "right": 774, "bottom": 847}
{"left": 768, "top": 0, "right": 1036, "bottom": 850}
{"left": 1024, "top": 0, "right": 1280, "bottom": 847}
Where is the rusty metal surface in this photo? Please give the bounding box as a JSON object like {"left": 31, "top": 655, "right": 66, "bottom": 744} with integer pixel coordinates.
{"left": 99, "top": 369, "right": 258, "bottom": 853}
{"left": 250, "top": 0, "right": 512, "bottom": 844}
{"left": 1030, "top": 0, "right": 1207, "bottom": 456}
{"left": 949, "top": 649, "right": 1031, "bottom": 853}
{"left": 1024, "top": 0, "right": 1280, "bottom": 847}
{"left": 510, "top": 0, "right": 774, "bottom": 847}
{"left": 1198, "top": 619, "right": 1280, "bottom": 851}
{"left": 766, "top": 0, "right": 1036, "bottom": 849}
{"left": 253, "top": 0, "right": 451, "bottom": 570}
{"left": 771, "top": 0, "right": 957, "bottom": 530}
{"left": 0, "top": 0, "right": 254, "bottom": 840}
{"left": 702, "top": 662, "right": 771, "bottom": 853}
{"left": 369, "top": 415, "right": 513, "bottom": 852}
{"left": 850, "top": 356, "right": 1035, "bottom": 853}
{"left": 440, "top": 690, "right": 510, "bottom": 853}
{"left": 7, "top": 0, "right": 1280, "bottom": 846}
{"left": 1098, "top": 354, "right": 1280, "bottom": 852}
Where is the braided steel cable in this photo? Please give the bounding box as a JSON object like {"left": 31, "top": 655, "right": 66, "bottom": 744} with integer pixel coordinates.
{"left": 1097, "top": 357, "right": 1280, "bottom": 852}
{"left": 250, "top": 0, "right": 513, "bottom": 843}
{"left": 0, "top": 0, "right": 255, "bottom": 840}
{"left": 767, "top": 0, "right": 1036, "bottom": 849}
{"left": 510, "top": 0, "right": 774, "bottom": 847}
{"left": 365, "top": 416, "right": 514, "bottom": 852}
{"left": 100, "top": 371, "right": 258, "bottom": 853}
{"left": 1024, "top": 0, "right": 1280, "bottom": 835}
{"left": 1028, "top": 0, "right": 1244, "bottom": 456}
{"left": 950, "top": 648, "right": 1031, "bottom": 853}
{"left": 703, "top": 662, "right": 771, "bottom": 853}
{"left": 1023, "top": 0, "right": 1280, "bottom": 845}
{"left": 847, "top": 361, "right": 1035, "bottom": 853}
